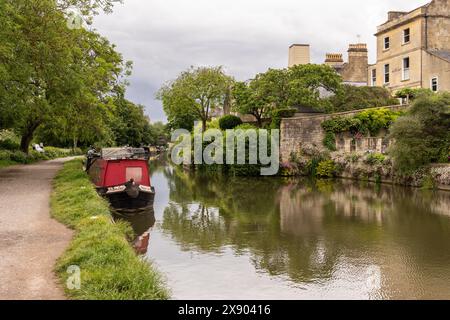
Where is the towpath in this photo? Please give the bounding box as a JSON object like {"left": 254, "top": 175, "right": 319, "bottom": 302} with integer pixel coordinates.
{"left": 0, "top": 159, "right": 74, "bottom": 300}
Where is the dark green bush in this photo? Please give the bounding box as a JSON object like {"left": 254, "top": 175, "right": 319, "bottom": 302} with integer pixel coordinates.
{"left": 0, "top": 139, "right": 20, "bottom": 151}
{"left": 270, "top": 108, "right": 297, "bottom": 129}
{"left": 219, "top": 115, "right": 243, "bottom": 130}
{"left": 328, "top": 85, "right": 399, "bottom": 112}
{"left": 9, "top": 151, "right": 29, "bottom": 163}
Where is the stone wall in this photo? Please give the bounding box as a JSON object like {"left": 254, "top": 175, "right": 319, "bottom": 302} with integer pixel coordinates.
{"left": 280, "top": 105, "right": 407, "bottom": 162}
{"left": 427, "top": 0, "right": 450, "bottom": 51}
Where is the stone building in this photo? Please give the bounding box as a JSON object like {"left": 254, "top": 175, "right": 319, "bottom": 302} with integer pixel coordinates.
{"left": 288, "top": 43, "right": 369, "bottom": 86}
{"left": 368, "top": 0, "right": 450, "bottom": 92}
{"left": 325, "top": 44, "right": 369, "bottom": 86}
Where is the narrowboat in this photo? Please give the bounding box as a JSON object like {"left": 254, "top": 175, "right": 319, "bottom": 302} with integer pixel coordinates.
{"left": 86, "top": 147, "right": 155, "bottom": 209}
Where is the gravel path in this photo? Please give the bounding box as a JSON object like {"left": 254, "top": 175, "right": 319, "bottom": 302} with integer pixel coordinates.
{"left": 0, "top": 159, "right": 74, "bottom": 300}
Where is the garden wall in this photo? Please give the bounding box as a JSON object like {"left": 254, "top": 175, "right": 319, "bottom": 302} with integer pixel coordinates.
{"left": 280, "top": 105, "right": 408, "bottom": 162}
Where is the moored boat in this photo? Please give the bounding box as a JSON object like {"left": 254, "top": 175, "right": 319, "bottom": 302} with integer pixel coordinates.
{"left": 86, "top": 147, "right": 155, "bottom": 209}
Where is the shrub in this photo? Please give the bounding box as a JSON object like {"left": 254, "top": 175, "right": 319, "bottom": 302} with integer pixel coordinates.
{"left": 328, "top": 85, "right": 399, "bottom": 112}
{"left": 316, "top": 160, "right": 336, "bottom": 178}
{"left": 323, "top": 132, "right": 337, "bottom": 151}
{"left": 270, "top": 108, "right": 297, "bottom": 129}
{"left": 322, "top": 108, "right": 403, "bottom": 136}
{"left": 395, "top": 88, "right": 433, "bottom": 101}
{"left": 9, "top": 151, "right": 29, "bottom": 163}
{"left": 0, "top": 139, "right": 20, "bottom": 151}
{"left": 219, "top": 115, "right": 243, "bottom": 130}
{"left": 207, "top": 119, "right": 220, "bottom": 130}
{"left": 389, "top": 93, "right": 450, "bottom": 172}
{"left": 365, "top": 153, "right": 386, "bottom": 165}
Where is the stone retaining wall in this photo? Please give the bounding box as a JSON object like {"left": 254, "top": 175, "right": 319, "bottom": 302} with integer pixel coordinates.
{"left": 280, "top": 105, "right": 408, "bottom": 162}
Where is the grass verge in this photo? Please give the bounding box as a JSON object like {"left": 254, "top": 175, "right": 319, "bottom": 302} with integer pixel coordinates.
{"left": 0, "top": 147, "right": 83, "bottom": 169}
{"left": 51, "top": 160, "right": 170, "bottom": 300}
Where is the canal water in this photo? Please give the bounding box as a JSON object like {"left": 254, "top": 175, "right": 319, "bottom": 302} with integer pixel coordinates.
{"left": 130, "top": 158, "right": 450, "bottom": 299}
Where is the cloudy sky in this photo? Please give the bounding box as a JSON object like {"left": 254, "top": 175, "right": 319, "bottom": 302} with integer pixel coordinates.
{"left": 93, "top": 0, "right": 429, "bottom": 122}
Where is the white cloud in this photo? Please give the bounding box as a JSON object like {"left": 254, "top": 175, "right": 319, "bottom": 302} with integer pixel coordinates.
{"left": 93, "top": 0, "right": 430, "bottom": 122}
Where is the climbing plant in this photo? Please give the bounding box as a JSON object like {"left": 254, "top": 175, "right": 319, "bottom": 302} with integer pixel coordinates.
{"left": 321, "top": 108, "right": 404, "bottom": 151}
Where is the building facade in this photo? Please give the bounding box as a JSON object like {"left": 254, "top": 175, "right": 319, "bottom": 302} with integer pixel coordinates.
{"left": 368, "top": 0, "right": 450, "bottom": 92}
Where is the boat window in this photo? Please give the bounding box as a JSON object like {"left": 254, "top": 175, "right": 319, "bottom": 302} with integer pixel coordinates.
{"left": 126, "top": 167, "right": 143, "bottom": 183}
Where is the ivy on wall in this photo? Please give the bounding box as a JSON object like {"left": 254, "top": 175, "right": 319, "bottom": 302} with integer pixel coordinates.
{"left": 321, "top": 108, "right": 404, "bottom": 150}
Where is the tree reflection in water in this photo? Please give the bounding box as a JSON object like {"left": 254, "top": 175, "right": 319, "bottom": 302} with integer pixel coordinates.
{"left": 159, "top": 165, "right": 450, "bottom": 296}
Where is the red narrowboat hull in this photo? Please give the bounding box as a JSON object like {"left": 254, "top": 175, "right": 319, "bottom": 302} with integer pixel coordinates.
{"left": 86, "top": 149, "right": 155, "bottom": 209}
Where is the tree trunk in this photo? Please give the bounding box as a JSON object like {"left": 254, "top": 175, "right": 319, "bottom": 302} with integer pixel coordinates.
{"left": 255, "top": 115, "right": 263, "bottom": 128}
{"left": 20, "top": 132, "right": 34, "bottom": 155}
{"left": 202, "top": 119, "right": 207, "bottom": 132}
{"left": 20, "top": 121, "right": 41, "bottom": 154}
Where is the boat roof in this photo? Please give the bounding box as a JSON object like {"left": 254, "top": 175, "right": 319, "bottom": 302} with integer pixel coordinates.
{"left": 101, "top": 147, "right": 148, "bottom": 160}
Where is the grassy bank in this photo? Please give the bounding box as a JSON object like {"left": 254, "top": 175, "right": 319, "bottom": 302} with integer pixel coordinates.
{"left": 51, "top": 160, "right": 169, "bottom": 300}
{"left": 0, "top": 147, "right": 82, "bottom": 168}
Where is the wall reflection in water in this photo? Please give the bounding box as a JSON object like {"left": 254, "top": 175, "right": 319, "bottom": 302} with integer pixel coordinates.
{"left": 153, "top": 164, "right": 450, "bottom": 299}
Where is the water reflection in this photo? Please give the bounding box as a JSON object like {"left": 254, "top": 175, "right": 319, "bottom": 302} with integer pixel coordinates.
{"left": 149, "top": 164, "right": 450, "bottom": 299}
{"left": 113, "top": 207, "right": 156, "bottom": 237}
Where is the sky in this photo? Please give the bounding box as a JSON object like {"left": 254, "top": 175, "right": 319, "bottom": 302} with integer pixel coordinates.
{"left": 93, "top": 0, "right": 430, "bottom": 123}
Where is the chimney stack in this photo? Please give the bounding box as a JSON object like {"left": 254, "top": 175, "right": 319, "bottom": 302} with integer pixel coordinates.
{"left": 325, "top": 53, "right": 344, "bottom": 67}
{"left": 346, "top": 43, "right": 368, "bottom": 83}
{"left": 288, "top": 44, "right": 310, "bottom": 67}
{"left": 388, "top": 11, "right": 406, "bottom": 21}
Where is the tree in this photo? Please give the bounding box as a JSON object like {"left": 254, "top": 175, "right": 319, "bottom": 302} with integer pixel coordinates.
{"left": 287, "top": 64, "right": 342, "bottom": 112}
{"left": 157, "top": 66, "right": 234, "bottom": 131}
{"left": 232, "top": 69, "right": 290, "bottom": 127}
{"left": 329, "top": 85, "right": 399, "bottom": 112}
{"left": 232, "top": 81, "right": 266, "bottom": 128}
{"left": 389, "top": 93, "right": 450, "bottom": 172}
{"left": 0, "top": 0, "right": 128, "bottom": 152}
{"left": 232, "top": 65, "right": 343, "bottom": 126}
{"left": 0, "top": 0, "right": 82, "bottom": 153}
{"left": 110, "top": 96, "right": 153, "bottom": 147}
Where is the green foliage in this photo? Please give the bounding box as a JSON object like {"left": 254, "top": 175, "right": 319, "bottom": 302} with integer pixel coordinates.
{"left": 323, "top": 132, "right": 337, "bottom": 151}
{"left": 0, "top": 147, "right": 82, "bottom": 166}
{"left": 232, "top": 65, "right": 342, "bottom": 126}
{"left": 316, "top": 160, "right": 336, "bottom": 178}
{"left": 157, "top": 66, "right": 234, "bottom": 131}
{"left": 52, "top": 160, "right": 169, "bottom": 300}
{"left": 389, "top": 93, "right": 450, "bottom": 172}
{"left": 287, "top": 64, "right": 343, "bottom": 112}
{"left": 364, "top": 153, "right": 386, "bottom": 165}
{"left": 421, "top": 175, "right": 437, "bottom": 190}
{"left": 395, "top": 88, "right": 433, "bottom": 100}
{"left": 234, "top": 123, "right": 257, "bottom": 130}
{"left": 219, "top": 115, "right": 243, "bottom": 130}
{"left": 329, "top": 85, "right": 398, "bottom": 112}
{"left": 322, "top": 108, "right": 403, "bottom": 136}
{"left": 270, "top": 108, "right": 297, "bottom": 129}
{"left": 0, "top": 0, "right": 140, "bottom": 152}
{"left": 354, "top": 108, "right": 403, "bottom": 135}
{"left": 0, "top": 0, "right": 157, "bottom": 152}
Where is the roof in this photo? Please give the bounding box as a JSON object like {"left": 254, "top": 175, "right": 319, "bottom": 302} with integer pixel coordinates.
{"left": 289, "top": 44, "right": 310, "bottom": 48}
{"left": 428, "top": 50, "right": 450, "bottom": 63}
{"left": 101, "top": 147, "right": 149, "bottom": 160}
